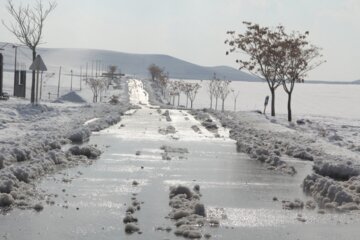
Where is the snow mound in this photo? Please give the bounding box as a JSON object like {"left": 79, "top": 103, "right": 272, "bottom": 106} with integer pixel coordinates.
{"left": 303, "top": 174, "right": 360, "bottom": 211}
{"left": 59, "top": 91, "right": 86, "bottom": 103}
{"left": 16, "top": 104, "right": 54, "bottom": 116}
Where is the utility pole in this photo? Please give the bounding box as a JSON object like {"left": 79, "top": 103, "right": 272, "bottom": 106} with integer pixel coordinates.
{"left": 13, "top": 45, "right": 18, "bottom": 96}
{"left": 85, "top": 62, "right": 88, "bottom": 80}
{"left": 57, "top": 66, "right": 61, "bottom": 98}
{"left": 40, "top": 71, "right": 43, "bottom": 100}
{"left": 0, "top": 52, "right": 3, "bottom": 95}
{"left": 80, "top": 66, "right": 82, "bottom": 90}
{"left": 70, "top": 70, "right": 73, "bottom": 91}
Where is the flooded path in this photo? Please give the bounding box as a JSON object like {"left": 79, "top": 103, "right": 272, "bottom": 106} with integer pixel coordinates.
{"left": 1, "top": 79, "right": 359, "bottom": 240}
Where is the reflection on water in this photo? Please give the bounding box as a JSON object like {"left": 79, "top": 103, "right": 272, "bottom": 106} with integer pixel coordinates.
{"left": 0, "top": 79, "right": 359, "bottom": 240}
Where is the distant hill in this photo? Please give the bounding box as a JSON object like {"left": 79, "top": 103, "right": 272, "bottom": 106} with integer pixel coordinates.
{"left": 0, "top": 42, "right": 257, "bottom": 81}
{"left": 353, "top": 80, "right": 360, "bottom": 84}
{"left": 38, "top": 48, "right": 258, "bottom": 81}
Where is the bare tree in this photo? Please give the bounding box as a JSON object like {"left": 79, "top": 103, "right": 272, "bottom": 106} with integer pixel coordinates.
{"left": 86, "top": 77, "right": 107, "bottom": 103}
{"left": 148, "top": 64, "right": 162, "bottom": 81}
{"left": 207, "top": 73, "right": 218, "bottom": 109}
{"left": 225, "top": 22, "right": 284, "bottom": 116}
{"left": 218, "top": 80, "right": 231, "bottom": 112}
{"left": 3, "top": 0, "right": 57, "bottom": 104}
{"left": 231, "top": 89, "right": 240, "bottom": 112}
{"left": 187, "top": 83, "right": 201, "bottom": 109}
{"left": 175, "top": 80, "right": 183, "bottom": 107}
{"left": 213, "top": 79, "right": 221, "bottom": 110}
{"left": 278, "top": 30, "right": 324, "bottom": 121}
{"left": 168, "top": 81, "right": 180, "bottom": 106}
{"left": 158, "top": 71, "right": 169, "bottom": 97}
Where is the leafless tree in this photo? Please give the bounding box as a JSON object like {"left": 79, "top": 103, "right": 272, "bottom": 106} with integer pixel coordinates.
{"left": 225, "top": 22, "right": 284, "bottom": 116}
{"left": 86, "top": 77, "right": 107, "bottom": 103}
{"left": 168, "top": 80, "right": 180, "bottom": 106}
{"left": 213, "top": 79, "right": 221, "bottom": 110}
{"left": 3, "top": 0, "right": 57, "bottom": 104}
{"left": 218, "top": 80, "right": 231, "bottom": 112}
{"left": 187, "top": 83, "right": 201, "bottom": 109}
{"left": 231, "top": 89, "right": 240, "bottom": 112}
{"left": 207, "top": 73, "right": 218, "bottom": 109}
{"left": 158, "top": 71, "right": 169, "bottom": 97}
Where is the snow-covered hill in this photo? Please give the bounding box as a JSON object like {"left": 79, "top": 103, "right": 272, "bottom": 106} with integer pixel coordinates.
{"left": 0, "top": 43, "right": 256, "bottom": 81}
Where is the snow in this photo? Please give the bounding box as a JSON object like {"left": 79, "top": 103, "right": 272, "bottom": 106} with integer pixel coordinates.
{"left": 194, "top": 108, "right": 360, "bottom": 210}
{"left": 0, "top": 77, "right": 130, "bottom": 209}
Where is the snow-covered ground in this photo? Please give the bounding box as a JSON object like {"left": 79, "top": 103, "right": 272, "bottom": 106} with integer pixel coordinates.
{"left": 0, "top": 77, "right": 130, "bottom": 210}
{"left": 194, "top": 109, "right": 360, "bottom": 211}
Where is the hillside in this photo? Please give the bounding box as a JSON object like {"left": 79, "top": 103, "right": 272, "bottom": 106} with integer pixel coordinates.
{"left": 0, "top": 43, "right": 257, "bottom": 81}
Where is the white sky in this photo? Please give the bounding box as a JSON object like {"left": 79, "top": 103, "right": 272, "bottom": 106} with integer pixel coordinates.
{"left": 1, "top": 0, "right": 359, "bottom": 81}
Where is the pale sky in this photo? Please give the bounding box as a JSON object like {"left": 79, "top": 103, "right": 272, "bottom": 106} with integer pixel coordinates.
{"left": 1, "top": 0, "right": 359, "bottom": 81}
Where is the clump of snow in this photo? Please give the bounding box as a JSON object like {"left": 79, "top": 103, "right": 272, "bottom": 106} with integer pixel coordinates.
{"left": 124, "top": 223, "right": 140, "bottom": 234}
{"left": 158, "top": 125, "right": 176, "bottom": 135}
{"left": 282, "top": 199, "right": 304, "bottom": 210}
{"left": 162, "top": 110, "right": 172, "bottom": 122}
{"left": 68, "top": 145, "right": 102, "bottom": 159}
{"left": 160, "top": 145, "right": 188, "bottom": 161}
{"left": 0, "top": 193, "right": 14, "bottom": 207}
{"left": 0, "top": 157, "right": 4, "bottom": 169}
{"left": 68, "top": 126, "right": 91, "bottom": 143}
{"left": 33, "top": 203, "right": 44, "bottom": 212}
{"left": 168, "top": 185, "right": 219, "bottom": 239}
{"left": 313, "top": 161, "right": 359, "bottom": 180}
{"left": 303, "top": 173, "right": 360, "bottom": 211}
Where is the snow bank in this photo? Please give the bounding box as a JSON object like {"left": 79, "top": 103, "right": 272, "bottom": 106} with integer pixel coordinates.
{"left": 0, "top": 79, "right": 130, "bottom": 210}
{"left": 192, "top": 108, "right": 360, "bottom": 211}
{"left": 303, "top": 174, "right": 360, "bottom": 211}
{"left": 191, "top": 110, "right": 298, "bottom": 175}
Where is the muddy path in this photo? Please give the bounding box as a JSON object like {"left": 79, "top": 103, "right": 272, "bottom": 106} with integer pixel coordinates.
{"left": 0, "top": 79, "right": 359, "bottom": 240}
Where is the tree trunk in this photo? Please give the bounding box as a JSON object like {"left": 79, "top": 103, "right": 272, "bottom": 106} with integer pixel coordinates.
{"left": 270, "top": 88, "right": 275, "bottom": 116}
{"left": 287, "top": 92, "right": 292, "bottom": 122}
{"left": 210, "top": 96, "right": 213, "bottom": 109}
{"left": 190, "top": 100, "right": 193, "bottom": 109}
{"left": 31, "top": 50, "right": 36, "bottom": 104}
{"left": 215, "top": 97, "right": 218, "bottom": 110}
{"left": 177, "top": 94, "right": 180, "bottom": 106}
{"left": 234, "top": 99, "right": 236, "bottom": 112}
{"left": 221, "top": 99, "right": 225, "bottom": 112}
{"left": 186, "top": 96, "right": 188, "bottom": 108}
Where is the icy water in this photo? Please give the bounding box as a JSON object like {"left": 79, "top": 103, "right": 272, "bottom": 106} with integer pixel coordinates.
{"left": 1, "top": 79, "right": 359, "bottom": 240}
{"left": 171, "top": 79, "right": 360, "bottom": 120}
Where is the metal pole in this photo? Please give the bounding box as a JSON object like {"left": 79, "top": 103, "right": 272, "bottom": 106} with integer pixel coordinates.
{"left": 70, "top": 70, "right": 73, "bottom": 91}
{"left": 57, "top": 66, "right": 61, "bottom": 98}
{"left": 35, "top": 70, "right": 39, "bottom": 104}
{"left": 86, "top": 62, "right": 88, "bottom": 80}
{"left": 0, "top": 53, "right": 3, "bottom": 95}
{"left": 40, "top": 71, "right": 43, "bottom": 100}
{"left": 13, "top": 46, "right": 18, "bottom": 96}
{"left": 80, "top": 66, "right": 82, "bottom": 90}
{"left": 95, "top": 60, "right": 98, "bottom": 77}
